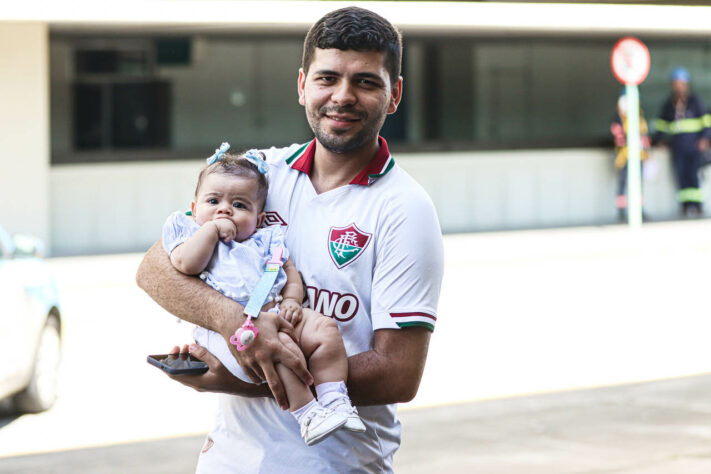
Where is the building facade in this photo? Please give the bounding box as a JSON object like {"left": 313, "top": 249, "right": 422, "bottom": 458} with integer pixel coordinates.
{"left": 3, "top": 1, "right": 711, "bottom": 255}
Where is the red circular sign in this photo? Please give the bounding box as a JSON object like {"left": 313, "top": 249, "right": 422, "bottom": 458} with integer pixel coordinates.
{"left": 611, "top": 37, "right": 650, "bottom": 85}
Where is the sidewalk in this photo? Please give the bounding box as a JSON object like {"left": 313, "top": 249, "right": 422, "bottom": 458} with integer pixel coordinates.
{"left": 2, "top": 374, "right": 711, "bottom": 473}
{"left": 395, "top": 373, "right": 711, "bottom": 474}
{"left": 419, "top": 219, "right": 711, "bottom": 408}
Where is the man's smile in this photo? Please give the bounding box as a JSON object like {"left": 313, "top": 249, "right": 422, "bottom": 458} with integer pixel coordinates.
{"left": 326, "top": 115, "right": 359, "bottom": 123}
{"left": 320, "top": 107, "right": 366, "bottom": 125}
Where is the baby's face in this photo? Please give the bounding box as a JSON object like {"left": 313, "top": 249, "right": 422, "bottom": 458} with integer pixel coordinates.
{"left": 192, "top": 173, "right": 265, "bottom": 242}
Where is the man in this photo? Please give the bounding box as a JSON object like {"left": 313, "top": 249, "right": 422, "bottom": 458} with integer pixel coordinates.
{"left": 136, "top": 6, "right": 444, "bottom": 473}
{"left": 655, "top": 67, "right": 711, "bottom": 217}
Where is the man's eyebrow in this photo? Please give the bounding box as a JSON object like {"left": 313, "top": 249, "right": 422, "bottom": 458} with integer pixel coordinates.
{"left": 313, "top": 69, "right": 340, "bottom": 76}
{"left": 353, "top": 72, "right": 384, "bottom": 82}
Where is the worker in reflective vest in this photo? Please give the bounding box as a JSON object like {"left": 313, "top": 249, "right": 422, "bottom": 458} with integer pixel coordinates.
{"left": 655, "top": 67, "right": 711, "bottom": 217}
{"left": 611, "top": 91, "right": 651, "bottom": 221}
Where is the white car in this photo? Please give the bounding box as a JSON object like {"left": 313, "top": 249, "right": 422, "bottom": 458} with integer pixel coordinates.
{"left": 0, "top": 224, "right": 62, "bottom": 413}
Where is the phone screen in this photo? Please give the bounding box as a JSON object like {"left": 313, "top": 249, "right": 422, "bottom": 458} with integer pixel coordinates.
{"left": 147, "top": 353, "right": 208, "bottom": 375}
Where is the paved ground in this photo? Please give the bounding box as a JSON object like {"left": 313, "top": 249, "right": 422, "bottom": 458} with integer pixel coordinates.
{"left": 395, "top": 374, "right": 711, "bottom": 474}
{"left": 3, "top": 374, "right": 711, "bottom": 473}
{"left": 1, "top": 219, "right": 711, "bottom": 472}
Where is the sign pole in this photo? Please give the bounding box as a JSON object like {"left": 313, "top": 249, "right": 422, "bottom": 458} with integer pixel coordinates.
{"left": 610, "top": 36, "right": 650, "bottom": 229}
{"left": 625, "top": 84, "right": 643, "bottom": 228}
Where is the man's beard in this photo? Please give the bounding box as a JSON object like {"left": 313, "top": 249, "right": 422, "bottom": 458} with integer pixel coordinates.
{"left": 308, "top": 106, "right": 385, "bottom": 154}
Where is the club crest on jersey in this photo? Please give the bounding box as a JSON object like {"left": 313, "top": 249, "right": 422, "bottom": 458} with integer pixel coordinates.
{"left": 328, "top": 224, "right": 371, "bottom": 269}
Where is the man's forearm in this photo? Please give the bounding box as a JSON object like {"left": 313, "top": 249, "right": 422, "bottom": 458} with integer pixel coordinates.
{"left": 136, "top": 240, "right": 245, "bottom": 333}
{"left": 346, "top": 328, "right": 431, "bottom": 406}
{"left": 196, "top": 376, "right": 273, "bottom": 398}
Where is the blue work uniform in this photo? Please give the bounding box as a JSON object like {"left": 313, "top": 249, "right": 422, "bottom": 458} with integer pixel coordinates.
{"left": 655, "top": 94, "right": 711, "bottom": 211}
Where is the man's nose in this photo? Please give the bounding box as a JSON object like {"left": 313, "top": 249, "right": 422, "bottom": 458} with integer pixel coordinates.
{"left": 331, "top": 80, "right": 356, "bottom": 105}
{"left": 217, "top": 202, "right": 232, "bottom": 213}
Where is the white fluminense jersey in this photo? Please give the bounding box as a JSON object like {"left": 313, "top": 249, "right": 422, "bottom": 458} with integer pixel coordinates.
{"left": 196, "top": 138, "right": 444, "bottom": 474}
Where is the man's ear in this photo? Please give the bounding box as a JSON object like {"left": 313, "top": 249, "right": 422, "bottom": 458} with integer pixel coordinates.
{"left": 190, "top": 201, "right": 197, "bottom": 217}
{"left": 388, "top": 76, "right": 403, "bottom": 115}
{"left": 257, "top": 211, "right": 266, "bottom": 228}
{"left": 298, "top": 68, "right": 306, "bottom": 106}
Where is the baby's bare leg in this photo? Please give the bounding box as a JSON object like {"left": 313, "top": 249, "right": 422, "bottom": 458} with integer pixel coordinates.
{"left": 297, "top": 310, "right": 365, "bottom": 433}
{"left": 276, "top": 332, "right": 314, "bottom": 411}
{"left": 298, "top": 309, "right": 348, "bottom": 385}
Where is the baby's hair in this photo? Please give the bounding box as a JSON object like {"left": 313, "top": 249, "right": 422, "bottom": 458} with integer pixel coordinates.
{"left": 195, "top": 151, "right": 269, "bottom": 211}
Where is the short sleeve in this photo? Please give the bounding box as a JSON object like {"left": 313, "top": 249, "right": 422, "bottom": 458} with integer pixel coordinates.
{"left": 261, "top": 144, "right": 302, "bottom": 166}
{"left": 370, "top": 190, "right": 444, "bottom": 332}
{"left": 250, "top": 225, "right": 290, "bottom": 263}
{"left": 161, "top": 211, "right": 199, "bottom": 254}
{"left": 268, "top": 225, "right": 290, "bottom": 263}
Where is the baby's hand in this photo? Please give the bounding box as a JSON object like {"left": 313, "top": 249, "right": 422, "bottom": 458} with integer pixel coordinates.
{"left": 213, "top": 218, "right": 237, "bottom": 241}
{"left": 280, "top": 298, "right": 303, "bottom": 326}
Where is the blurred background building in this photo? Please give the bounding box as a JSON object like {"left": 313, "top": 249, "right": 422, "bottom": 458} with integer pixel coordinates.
{"left": 3, "top": 0, "right": 711, "bottom": 255}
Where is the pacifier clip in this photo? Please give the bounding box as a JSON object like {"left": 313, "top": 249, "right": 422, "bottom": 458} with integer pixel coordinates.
{"left": 230, "top": 247, "right": 284, "bottom": 351}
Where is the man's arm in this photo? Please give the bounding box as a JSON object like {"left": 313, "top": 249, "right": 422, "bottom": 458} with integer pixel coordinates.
{"left": 346, "top": 328, "right": 431, "bottom": 406}
{"left": 195, "top": 326, "right": 432, "bottom": 405}
{"left": 166, "top": 328, "right": 430, "bottom": 405}
{"left": 136, "top": 240, "right": 312, "bottom": 409}
{"left": 346, "top": 188, "right": 442, "bottom": 407}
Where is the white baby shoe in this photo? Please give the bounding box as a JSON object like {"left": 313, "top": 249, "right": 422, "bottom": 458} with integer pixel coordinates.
{"left": 327, "top": 397, "right": 366, "bottom": 433}
{"left": 300, "top": 404, "right": 348, "bottom": 446}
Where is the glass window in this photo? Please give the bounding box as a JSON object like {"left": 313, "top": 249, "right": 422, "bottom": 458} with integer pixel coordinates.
{"left": 50, "top": 33, "right": 711, "bottom": 164}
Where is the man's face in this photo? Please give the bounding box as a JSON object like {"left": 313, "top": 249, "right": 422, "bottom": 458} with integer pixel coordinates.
{"left": 672, "top": 79, "right": 689, "bottom": 99}
{"left": 298, "top": 48, "right": 402, "bottom": 154}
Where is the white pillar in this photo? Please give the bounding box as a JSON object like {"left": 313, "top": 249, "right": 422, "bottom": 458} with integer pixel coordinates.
{"left": 0, "top": 23, "right": 50, "bottom": 250}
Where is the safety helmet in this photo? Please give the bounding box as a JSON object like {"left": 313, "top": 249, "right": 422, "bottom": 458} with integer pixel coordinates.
{"left": 671, "top": 67, "right": 690, "bottom": 83}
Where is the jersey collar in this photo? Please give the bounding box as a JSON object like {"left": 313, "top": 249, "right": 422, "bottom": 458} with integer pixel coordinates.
{"left": 285, "top": 136, "right": 395, "bottom": 186}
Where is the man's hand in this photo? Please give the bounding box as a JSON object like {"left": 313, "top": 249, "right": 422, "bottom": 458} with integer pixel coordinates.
{"left": 213, "top": 218, "right": 237, "bottom": 242}
{"left": 279, "top": 298, "right": 303, "bottom": 327}
{"left": 698, "top": 137, "right": 710, "bottom": 152}
{"left": 220, "top": 311, "right": 313, "bottom": 409}
{"left": 165, "top": 344, "right": 269, "bottom": 396}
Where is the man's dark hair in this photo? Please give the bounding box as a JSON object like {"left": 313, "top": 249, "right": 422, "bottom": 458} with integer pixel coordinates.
{"left": 195, "top": 152, "right": 269, "bottom": 211}
{"left": 302, "top": 7, "right": 402, "bottom": 86}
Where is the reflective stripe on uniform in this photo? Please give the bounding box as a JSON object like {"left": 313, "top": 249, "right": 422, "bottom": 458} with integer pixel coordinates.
{"left": 656, "top": 114, "right": 711, "bottom": 134}
{"left": 678, "top": 187, "right": 704, "bottom": 203}
{"left": 655, "top": 119, "right": 670, "bottom": 133}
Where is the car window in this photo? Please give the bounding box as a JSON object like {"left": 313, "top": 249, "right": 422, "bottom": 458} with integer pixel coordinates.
{"left": 0, "top": 225, "right": 14, "bottom": 259}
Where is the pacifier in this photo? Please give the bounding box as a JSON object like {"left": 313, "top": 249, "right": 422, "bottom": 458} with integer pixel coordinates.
{"left": 230, "top": 316, "right": 259, "bottom": 351}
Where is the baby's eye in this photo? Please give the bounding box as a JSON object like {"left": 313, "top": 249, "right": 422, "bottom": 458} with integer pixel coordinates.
{"left": 208, "top": 198, "right": 218, "bottom": 205}
{"left": 233, "top": 202, "right": 246, "bottom": 209}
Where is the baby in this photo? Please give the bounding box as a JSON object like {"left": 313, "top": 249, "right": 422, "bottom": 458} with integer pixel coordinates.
{"left": 161, "top": 143, "right": 365, "bottom": 445}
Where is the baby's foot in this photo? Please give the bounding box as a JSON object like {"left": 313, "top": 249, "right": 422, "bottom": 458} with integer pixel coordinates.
{"left": 300, "top": 404, "right": 348, "bottom": 446}
{"left": 327, "top": 397, "right": 366, "bottom": 433}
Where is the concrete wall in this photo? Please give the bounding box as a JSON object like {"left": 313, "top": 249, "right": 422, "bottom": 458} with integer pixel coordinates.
{"left": 0, "top": 23, "right": 50, "bottom": 245}
{"left": 49, "top": 160, "right": 200, "bottom": 255}
{"left": 400, "top": 148, "right": 682, "bottom": 233}
{"left": 49, "top": 147, "right": 693, "bottom": 256}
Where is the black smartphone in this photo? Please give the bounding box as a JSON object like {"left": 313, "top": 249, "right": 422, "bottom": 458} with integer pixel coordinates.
{"left": 147, "top": 353, "right": 209, "bottom": 375}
